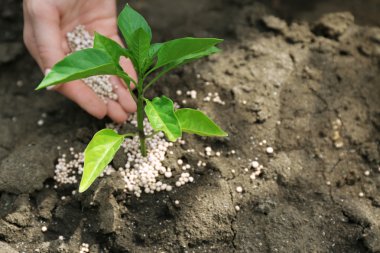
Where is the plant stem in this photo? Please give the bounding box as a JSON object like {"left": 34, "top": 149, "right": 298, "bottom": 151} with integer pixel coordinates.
{"left": 136, "top": 80, "right": 147, "bottom": 157}
{"left": 118, "top": 71, "right": 137, "bottom": 103}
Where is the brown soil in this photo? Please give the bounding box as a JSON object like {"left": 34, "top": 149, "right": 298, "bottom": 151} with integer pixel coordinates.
{"left": 1, "top": 0, "right": 380, "bottom": 252}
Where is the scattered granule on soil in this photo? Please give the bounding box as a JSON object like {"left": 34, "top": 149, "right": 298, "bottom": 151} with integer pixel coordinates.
{"left": 331, "top": 118, "right": 344, "bottom": 148}
{"left": 54, "top": 150, "right": 84, "bottom": 185}
{"left": 197, "top": 160, "right": 207, "bottom": 168}
{"left": 266, "top": 146, "right": 274, "bottom": 154}
{"left": 66, "top": 25, "right": 118, "bottom": 102}
{"left": 251, "top": 161, "right": 259, "bottom": 168}
{"left": 175, "top": 172, "right": 194, "bottom": 187}
{"left": 37, "top": 119, "right": 44, "bottom": 126}
{"left": 203, "top": 92, "right": 225, "bottom": 105}
{"left": 249, "top": 160, "right": 264, "bottom": 180}
{"left": 79, "top": 243, "right": 90, "bottom": 253}
{"left": 205, "top": 146, "right": 212, "bottom": 156}
{"left": 53, "top": 114, "right": 194, "bottom": 197}
{"left": 228, "top": 149, "right": 236, "bottom": 155}
{"left": 186, "top": 90, "right": 197, "bottom": 99}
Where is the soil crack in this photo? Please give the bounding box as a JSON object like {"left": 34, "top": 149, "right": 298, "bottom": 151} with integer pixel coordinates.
{"left": 227, "top": 182, "right": 237, "bottom": 252}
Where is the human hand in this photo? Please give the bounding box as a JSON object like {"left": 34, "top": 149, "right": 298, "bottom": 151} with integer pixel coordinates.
{"left": 23, "top": 0, "right": 137, "bottom": 123}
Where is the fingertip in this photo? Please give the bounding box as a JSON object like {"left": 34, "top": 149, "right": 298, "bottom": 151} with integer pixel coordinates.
{"left": 110, "top": 76, "right": 137, "bottom": 113}
{"left": 107, "top": 100, "right": 129, "bottom": 123}
{"left": 93, "top": 110, "right": 107, "bottom": 120}
{"left": 61, "top": 40, "right": 70, "bottom": 55}
{"left": 119, "top": 56, "right": 137, "bottom": 85}
{"left": 91, "top": 103, "right": 108, "bottom": 120}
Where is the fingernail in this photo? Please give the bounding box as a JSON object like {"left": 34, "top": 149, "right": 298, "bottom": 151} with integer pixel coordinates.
{"left": 44, "top": 69, "right": 55, "bottom": 90}
{"left": 44, "top": 68, "right": 51, "bottom": 76}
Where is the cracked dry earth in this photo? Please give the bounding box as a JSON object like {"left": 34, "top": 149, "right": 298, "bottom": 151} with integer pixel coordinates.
{"left": 1, "top": 0, "right": 380, "bottom": 252}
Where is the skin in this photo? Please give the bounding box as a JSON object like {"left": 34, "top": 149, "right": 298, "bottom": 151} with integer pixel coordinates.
{"left": 23, "top": 0, "right": 137, "bottom": 123}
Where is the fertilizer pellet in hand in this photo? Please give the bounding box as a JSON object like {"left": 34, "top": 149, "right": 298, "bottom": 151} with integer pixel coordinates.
{"left": 66, "top": 25, "right": 118, "bottom": 102}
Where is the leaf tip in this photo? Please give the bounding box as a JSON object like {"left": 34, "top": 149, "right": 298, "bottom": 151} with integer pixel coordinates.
{"left": 35, "top": 81, "right": 49, "bottom": 90}
{"left": 220, "top": 131, "right": 228, "bottom": 137}
{"left": 78, "top": 183, "right": 89, "bottom": 193}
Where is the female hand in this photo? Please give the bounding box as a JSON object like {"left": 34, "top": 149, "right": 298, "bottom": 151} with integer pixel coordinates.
{"left": 23, "top": 0, "right": 137, "bottom": 123}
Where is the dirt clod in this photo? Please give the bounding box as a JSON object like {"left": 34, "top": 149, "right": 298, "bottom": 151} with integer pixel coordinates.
{"left": 313, "top": 12, "right": 355, "bottom": 39}
{"left": 261, "top": 15, "right": 288, "bottom": 34}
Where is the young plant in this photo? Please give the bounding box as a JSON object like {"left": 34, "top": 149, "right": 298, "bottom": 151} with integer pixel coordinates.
{"left": 36, "top": 4, "right": 227, "bottom": 193}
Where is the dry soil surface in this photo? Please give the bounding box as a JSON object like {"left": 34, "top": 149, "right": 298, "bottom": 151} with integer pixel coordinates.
{"left": 0, "top": 0, "right": 380, "bottom": 252}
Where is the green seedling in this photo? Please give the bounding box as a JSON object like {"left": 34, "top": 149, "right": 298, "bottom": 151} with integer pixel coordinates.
{"left": 36, "top": 4, "right": 227, "bottom": 193}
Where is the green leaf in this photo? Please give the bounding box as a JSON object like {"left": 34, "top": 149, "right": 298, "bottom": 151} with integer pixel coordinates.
{"left": 143, "top": 43, "right": 163, "bottom": 71}
{"left": 118, "top": 4, "right": 152, "bottom": 46}
{"left": 175, "top": 108, "right": 228, "bottom": 137}
{"left": 36, "top": 48, "right": 117, "bottom": 90}
{"left": 142, "top": 46, "right": 220, "bottom": 92}
{"left": 155, "top": 37, "right": 222, "bottom": 69}
{"left": 129, "top": 28, "right": 151, "bottom": 73}
{"left": 144, "top": 96, "right": 182, "bottom": 141}
{"left": 148, "top": 43, "right": 163, "bottom": 59}
{"left": 79, "top": 129, "right": 125, "bottom": 193}
{"left": 164, "top": 46, "right": 220, "bottom": 70}
{"left": 93, "top": 32, "right": 128, "bottom": 65}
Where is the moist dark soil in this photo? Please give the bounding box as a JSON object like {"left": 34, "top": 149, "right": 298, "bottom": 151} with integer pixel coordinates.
{"left": 1, "top": 0, "right": 380, "bottom": 252}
